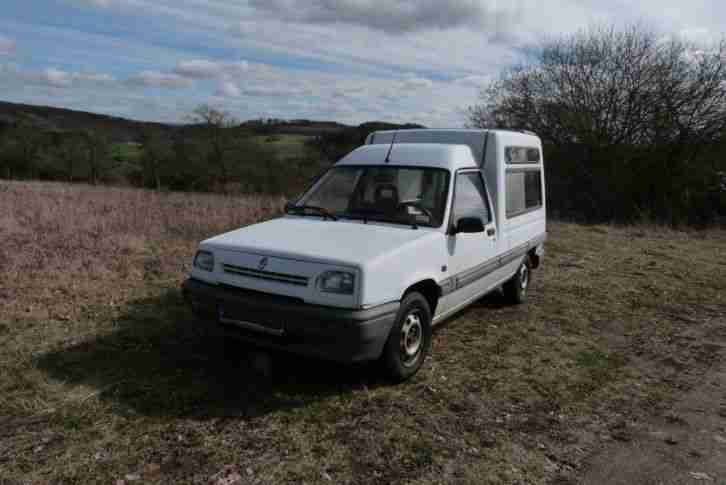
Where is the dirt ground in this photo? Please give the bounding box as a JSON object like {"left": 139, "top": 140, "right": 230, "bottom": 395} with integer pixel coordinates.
{"left": 584, "top": 320, "right": 726, "bottom": 484}
{"left": 1, "top": 181, "right": 725, "bottom": 484}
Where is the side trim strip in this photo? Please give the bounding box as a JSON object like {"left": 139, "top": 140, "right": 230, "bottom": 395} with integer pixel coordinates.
{"left": 456, "top": 258, "right": 500, "bottom": 289}
{"left": 433, "top": 271, "right": 514, "bottom": 325}
{"left": 360, "top": 299, "right": 400, "bottom": 310}
{"left": 439, "top": 233, "right": 546, "bottom": 297}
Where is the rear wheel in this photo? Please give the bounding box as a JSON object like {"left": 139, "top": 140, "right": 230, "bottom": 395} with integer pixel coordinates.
{"left": 503, "top": 256, "right": 531, "bottom": 304}
{"left": 382, "top": 292, "right": 432, "bottom": 382}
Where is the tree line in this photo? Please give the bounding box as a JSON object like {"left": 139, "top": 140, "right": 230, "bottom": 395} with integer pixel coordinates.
{"left": 0, "top": 104, "right": 425, "bottom": 198}
{"left": 469, "top": 24, "right": 726, "bottom": 225}
{"left": 0, "top": 105, "right": 342, "bottom": 196}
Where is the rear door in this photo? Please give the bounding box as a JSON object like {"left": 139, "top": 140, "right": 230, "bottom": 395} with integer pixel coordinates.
{"left": 500, "top": 137, "right": 546, "bottom": 274}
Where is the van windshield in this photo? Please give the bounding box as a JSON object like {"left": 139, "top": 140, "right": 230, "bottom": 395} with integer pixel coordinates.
{"left": 294, "top": 166, "right": 450, "bottom": 228}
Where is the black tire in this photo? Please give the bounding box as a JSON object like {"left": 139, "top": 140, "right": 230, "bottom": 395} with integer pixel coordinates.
{"left": 382, "top": 292, "right": 432, "bottom": 382}
{"left": 503, "top": 256, "right": 531, "bottom": 304}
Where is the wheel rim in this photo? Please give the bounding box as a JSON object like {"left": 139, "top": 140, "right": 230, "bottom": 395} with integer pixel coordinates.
{"left": 519, "top": 263, "right": 529, "bottom": 292}
{"left": 400, "top": 310, "right": 423, "bottom": 367}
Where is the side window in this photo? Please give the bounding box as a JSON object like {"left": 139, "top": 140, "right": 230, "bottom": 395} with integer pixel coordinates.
{"left": 506, "top": 169, "right": 542, "bottom": 218}
{"left": 453, "top": 172, "right": 491, "bottom": 224}
{"left": 506, "top": 146, "right": 541, "bottom": 164}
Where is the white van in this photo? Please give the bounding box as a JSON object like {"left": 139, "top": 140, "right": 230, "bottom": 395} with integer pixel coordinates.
{"left": 183, "top": 129, "right": 546, "bottom": 380}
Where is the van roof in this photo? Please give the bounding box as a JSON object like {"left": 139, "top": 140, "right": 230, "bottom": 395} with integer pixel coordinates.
{"left": 337, "top": 143, "right": 478, "bottom": 171}
{"left": 365, "top": 129, "right": 541, "bottom": 166}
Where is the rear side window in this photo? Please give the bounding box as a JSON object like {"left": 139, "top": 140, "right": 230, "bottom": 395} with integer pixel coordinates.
{"left": 506, "top": 146, "right": 541, "bottom": 164}
{"left": 453, "top": 172, "right": 492, "bottom": 223}
{"left": 506, "top": 170, "right": 542, "bottom": 218}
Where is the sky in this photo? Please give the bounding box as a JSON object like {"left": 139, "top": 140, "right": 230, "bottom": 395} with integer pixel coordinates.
{"left": 0, "top": 1, "right": 724, "bottom": 127}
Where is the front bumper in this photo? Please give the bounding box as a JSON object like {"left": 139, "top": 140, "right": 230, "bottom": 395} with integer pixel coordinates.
{"left": 181, "top": 278, "right": 399, "bottom": 363}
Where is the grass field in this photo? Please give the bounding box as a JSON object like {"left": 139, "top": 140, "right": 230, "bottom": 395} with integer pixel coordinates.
{"left": 1, "top": 181, "right": 725, "bottom": 484}
{"left": 110, "top": 142, "right": 143, "bottom": 164}
{"left": 254, "top": 134, "right": 312, "bottom": 159}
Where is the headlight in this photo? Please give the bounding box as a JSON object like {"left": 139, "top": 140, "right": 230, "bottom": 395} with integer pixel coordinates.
{"left": 316, "top": 271, "right": 355, "bottom": 294}
{"left": 193, "top": 250, "right": 215, "bottom": 272}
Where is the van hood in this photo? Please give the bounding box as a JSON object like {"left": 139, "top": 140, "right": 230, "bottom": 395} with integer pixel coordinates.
{"left": 201, "top": 216, "right": 437, "bottom": 267}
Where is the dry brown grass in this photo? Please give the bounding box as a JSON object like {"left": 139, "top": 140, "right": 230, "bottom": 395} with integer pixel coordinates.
{"left": 1, "top": 181, "right": 725, "bottom": 484}
{"left": 0, "top": 180, "right": 283, "bottom": 351}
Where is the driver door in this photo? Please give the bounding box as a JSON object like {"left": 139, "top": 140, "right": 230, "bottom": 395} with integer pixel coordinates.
{"left": 442, "top": 169, "right": 501, "bottom": 314}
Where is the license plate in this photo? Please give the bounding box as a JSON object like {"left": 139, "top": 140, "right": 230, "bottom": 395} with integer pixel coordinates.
{"left": 217, "top": 305, "right": 284, "bottom": 336}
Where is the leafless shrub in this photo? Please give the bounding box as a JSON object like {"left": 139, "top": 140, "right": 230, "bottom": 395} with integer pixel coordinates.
{"left": 469, "top": 24, "right": 726, "bottom": 224}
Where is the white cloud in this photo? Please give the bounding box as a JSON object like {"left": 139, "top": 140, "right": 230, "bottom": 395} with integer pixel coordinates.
{"left": 174, "top": 59, "right": 249, "bottom": 79}
{"left": 125, "top": 70, "right": 192, "bottom": 89}
{"left": 192, "top": 60, "right": 475, "bottom": 126}
{"left": 79, "top": 0, "right": 113, "bottom": 7}
{"left": 215, "top": 80, "right": 241, "bottom": 97}
{"left": 174, "top": 59, "right": 223, "bottom": 79}
{"left": 454, "top": 75, "right": 492, "bottom": 88}
{"left": 0, "top": 36, "right": 16, "bottom": 55}
{"left": 75, "top": 72, "right": 116, "bottom": 83}
{"left": 401, "top": 76, "right": 433, "bottom": 90}
{"left": 247, "top": 0, "right": 517, "bottom": 36}
{"left": 0, "top": 65, "right": 119, "bottom": 89}
{"left": 43, "top": 68, "right": 72, "bottom": 87}
{"left": 5, "top": 0, "right": 726, "bottom": 127}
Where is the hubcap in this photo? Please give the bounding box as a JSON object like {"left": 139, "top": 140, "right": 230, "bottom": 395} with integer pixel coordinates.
{"left": 519, "top": 263, "right": 529, "bottom": 292}
{"left": 400, "top": 311, "right": 423, "bottom": 367}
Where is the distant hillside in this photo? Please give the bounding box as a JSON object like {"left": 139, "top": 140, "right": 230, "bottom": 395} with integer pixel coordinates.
{"left": 0, "top": 101, "right": 424, "bottom": 142}
{"left": 0, "top": 100, "right": 428, "bottom": 194}
{"left": 0, "top": 101, "right": 173, "bottom": 143}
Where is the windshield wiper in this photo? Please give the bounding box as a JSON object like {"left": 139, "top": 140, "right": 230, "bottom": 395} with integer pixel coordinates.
{"left": 340, "top": 210, "right": 420, "bottom": 229}
{"left": 285, "top": 204, "right": 338, "bottom": 221}
{"left": 338, "top": 209, "right": 385, "bottom": 224}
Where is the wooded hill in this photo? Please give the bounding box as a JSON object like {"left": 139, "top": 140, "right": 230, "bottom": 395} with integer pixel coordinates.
{"left": 0, "top": 101, "right": 424, "bottom": 195}
{"left": 0, "top": 101, "right": 419, "bottom": 142}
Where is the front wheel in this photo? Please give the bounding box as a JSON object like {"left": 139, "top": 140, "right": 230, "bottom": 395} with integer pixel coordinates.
{"left": 503, "top": 257, "right": 531, "bottom": 304}
{"left": 381, "top": 292, "right": 432, "bottom": 382}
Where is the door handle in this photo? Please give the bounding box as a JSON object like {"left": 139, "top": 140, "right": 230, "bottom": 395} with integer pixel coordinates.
{"left": 486, "top": 228, "right": 496, "bottom": 236}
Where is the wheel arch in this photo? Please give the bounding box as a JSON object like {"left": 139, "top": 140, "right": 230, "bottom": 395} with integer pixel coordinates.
{"left": 528, "top": 247, "right": 540, "bottom": 269}
{"left": 402, "top": 279, "right": 440, "bottom": 316}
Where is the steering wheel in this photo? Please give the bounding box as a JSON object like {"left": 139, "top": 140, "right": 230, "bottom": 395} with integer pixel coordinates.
{"left": 398, "top": 199, "right": 433, "bottom": 220}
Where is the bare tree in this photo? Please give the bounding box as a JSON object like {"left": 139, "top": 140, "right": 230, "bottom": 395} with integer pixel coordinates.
{"left": 83, "top": 130, "right": 111, "bottom": 185}
{"left": 56, "top": 135, "right": 86, "bottom": 182}
{"left": 139, "top": 130, "right": 171, "bottom": 190}
{"left": 189, "top": 104, "right": 239, "bottom": 189}
{"left": 469, "top": 24, "right": 726, "bottom": 224}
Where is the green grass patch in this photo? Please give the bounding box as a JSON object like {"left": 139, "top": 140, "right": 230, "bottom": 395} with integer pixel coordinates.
{"left": 110, "top": 142, "right": 143, "bottom": 163}
{"left": 252, "top": 134, "right": 312, "bottom": 159}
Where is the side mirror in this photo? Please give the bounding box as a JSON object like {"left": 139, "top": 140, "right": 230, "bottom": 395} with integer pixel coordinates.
{"left": 453, "top": 217, "right": 485, "bottom": 234}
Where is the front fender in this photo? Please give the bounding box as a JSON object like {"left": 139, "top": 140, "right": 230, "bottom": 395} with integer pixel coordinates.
{"left": 360, "top": 231, "right": 447, "bottom": 306}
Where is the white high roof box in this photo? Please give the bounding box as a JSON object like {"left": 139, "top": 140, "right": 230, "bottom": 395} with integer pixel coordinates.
{"left": 337, "top": 143, "right": 478, "bottom": 171}
{"left": 365, "top": 129, "right": 490, "bottom": 166}
{"left": 365, "top": 129, "right": 540, "bottom": 167}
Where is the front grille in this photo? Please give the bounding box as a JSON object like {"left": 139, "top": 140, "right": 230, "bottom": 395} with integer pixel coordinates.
{"left": 222, "top": 263, "right": 309, "bottom": 287}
